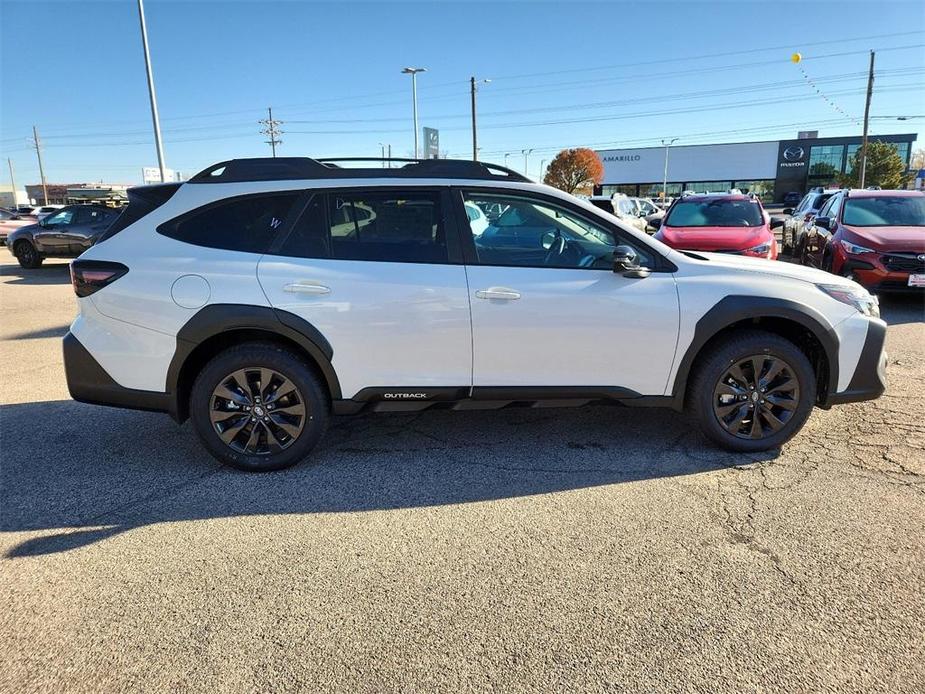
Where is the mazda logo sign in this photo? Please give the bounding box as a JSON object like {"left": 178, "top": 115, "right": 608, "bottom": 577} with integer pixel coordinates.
{"left": 783, "top": 146, "right": 805, "bottom": 162}
{"left": 918, "top": 254, "right": 925, "bottom": 262}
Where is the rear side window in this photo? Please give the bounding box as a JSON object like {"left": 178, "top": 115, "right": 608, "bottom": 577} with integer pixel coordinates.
{"left": 280, "top": 191, "right": 447, "bottom": 264}
{"left": 159, "top": 193, "right": 298, "bottom": 253}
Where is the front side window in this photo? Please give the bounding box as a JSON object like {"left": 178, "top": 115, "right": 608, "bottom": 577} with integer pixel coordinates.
{"left": 463, "top": 192, "right": 652, "bottom": 270}
{"left": 160, "top": 193, "right": 299, "bottom": 253}
{"left": 44, "top": 209, "right": 75, "bottom": 226}
{"left": 280, "top": 191, "right": 447, "bottom": 264}
{"left": 842, "top": 196, "right": 925, "bottom": 227}
{"left": 665, "top": 199, "right": 764, "bottom": 227}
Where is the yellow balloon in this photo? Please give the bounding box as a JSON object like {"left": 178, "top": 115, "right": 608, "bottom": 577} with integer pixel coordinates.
{"left": 791, "top": 52, "right": 802, "bottom": 64}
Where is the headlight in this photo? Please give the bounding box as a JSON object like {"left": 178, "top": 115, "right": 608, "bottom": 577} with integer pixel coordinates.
{"left": 743, "top": 242, "right": 771, "bottom": 257}
{"left": 839, "top": 239, "right": 875, "bottom": 255}
{"left": 818, "top": 283, "right": 880, "bottom": 318}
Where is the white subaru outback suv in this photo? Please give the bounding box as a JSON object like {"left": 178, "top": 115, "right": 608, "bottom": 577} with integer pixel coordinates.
{"left": 63, "top": 157, "right": 887, "bottom": 471}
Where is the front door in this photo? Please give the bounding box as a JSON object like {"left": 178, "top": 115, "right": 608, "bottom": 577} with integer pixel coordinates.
{"left": 33, "top": 207, "right": 76, "bottom": 254}
{"left": 458, "top": 190, "right": 680, "bottom": 397}
{"left": 257, "top": 188, "right": 472, "bottom": 399}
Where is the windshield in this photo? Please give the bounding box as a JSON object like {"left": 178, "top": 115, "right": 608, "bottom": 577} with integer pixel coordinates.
{"left": 665, "top": 199, "right": 764, "bottom": 228}
{"left": 842, "top": 196, "right": 925, "bottom": 227}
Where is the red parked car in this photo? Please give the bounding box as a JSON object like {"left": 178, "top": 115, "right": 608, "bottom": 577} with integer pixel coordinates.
{"left": 654, "top": 193, "right": 778, "bottom": 259}
{"left": 799, "top": 189, "right": 925, "bottom": 292}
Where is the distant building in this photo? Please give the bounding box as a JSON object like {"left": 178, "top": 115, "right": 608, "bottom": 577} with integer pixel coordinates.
{"left": 25, "top": 182, "right": 132, "bottom": 205}
{"left": 0, "top": 185, "right": 29, "bottom": 208}
{"left": 594, "top": 132, "right": 917, "bottom": 203}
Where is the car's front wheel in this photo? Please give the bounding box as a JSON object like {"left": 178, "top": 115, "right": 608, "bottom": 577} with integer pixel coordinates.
{"left": 688, "top": 330, "right": 816, "bottom": 452}
{"left": 14, "top": 240, "right": 44, "bottom": 269}
{"left": 190, "top": 342, "right": 330, "bottom": 471}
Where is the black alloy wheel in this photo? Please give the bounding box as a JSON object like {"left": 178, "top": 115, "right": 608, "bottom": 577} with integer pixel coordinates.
{"left": 210, "top": 367, "right": 306, "bottom": 455}
{"left": 712, "top": 354, "right": 800, "bottom": 440}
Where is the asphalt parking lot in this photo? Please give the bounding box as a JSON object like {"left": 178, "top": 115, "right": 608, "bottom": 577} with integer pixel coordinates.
{"left": 1, "top": 256, "right": 923, "bottom": 693}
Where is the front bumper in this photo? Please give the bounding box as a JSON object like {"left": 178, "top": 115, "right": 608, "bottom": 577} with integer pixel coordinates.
{"left": 823, "top": 318, "right": 887, "bottom": 407}
{"left": 63, "top": 331, "right": 171, "bottom": 414}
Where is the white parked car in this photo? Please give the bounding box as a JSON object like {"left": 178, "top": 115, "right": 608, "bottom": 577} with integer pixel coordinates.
{"left": 35, "top": 204, "right": 65, "bottom": 222}
{"left": 64, "top": 157, "right": 886, "bottom": 471}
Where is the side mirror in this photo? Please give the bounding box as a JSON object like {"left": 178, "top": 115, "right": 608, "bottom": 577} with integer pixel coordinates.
{"left": 613, "top": 245, "right": 650, "bottom": 278}
{"left": 648, "top": 217, "right": 662, "bottom": 230}
{"left": 782, "top": 208, "right": 794, "bottom": 215}
{"left": 814, "top": 216, "right": 831, "bottom": 230}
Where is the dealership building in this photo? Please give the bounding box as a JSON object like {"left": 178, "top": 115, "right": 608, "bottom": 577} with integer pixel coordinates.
{"left": 594, "top": 132, "right": 917, "bottom": 203}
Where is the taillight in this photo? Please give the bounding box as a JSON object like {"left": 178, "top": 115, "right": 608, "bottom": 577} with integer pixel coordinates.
{"left": 70, "top": 260, "right": 129, "bottom": 297}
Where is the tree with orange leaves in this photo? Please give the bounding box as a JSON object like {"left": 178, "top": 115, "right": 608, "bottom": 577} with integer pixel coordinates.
{"left": 543, "top": 148, "right": 604, "bottom": 196}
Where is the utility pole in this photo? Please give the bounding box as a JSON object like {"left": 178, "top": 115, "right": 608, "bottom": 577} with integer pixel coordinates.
{"left": 402, "top": 67, "right": 426, "bottom": 158}
{"left": 387, "top": 144, "right": 392, "bottom": 168}
{"left": 859, "top": 50, "right": 875, "bottom": 188}
{"left": 539, "top": 159, "right": 546, "bottom": 183}
{"left": 521, "top": 149, "right": 533, "bottom": 176}
{"left": 31, "top": 126, "right": 48, "bottom": 204}
{"left": 259, "top": 107, "right": 283, "bottom": 157}
{"left": 7, "top": 158, "right": 18, "bottom": 207}
{"left": 661, "top": 138, "right": 679, "bottom": 202}
{"left": 137, "top": 0, "right": 167, "bottom": 183}
{"left": 470, "top": 77, "right": 490, "bottom": 161}
{"left": 378, "top": 143, "right": 386, "bottom": 167}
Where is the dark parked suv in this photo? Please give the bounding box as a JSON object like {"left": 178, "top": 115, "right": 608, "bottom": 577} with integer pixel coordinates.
{"left": 7, "top": 204, "right": 121, "bottom": 268}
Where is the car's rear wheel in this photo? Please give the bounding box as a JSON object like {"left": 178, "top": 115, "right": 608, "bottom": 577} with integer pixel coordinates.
{"left": 190, "top": 342, "right": 329, "bottom": 471}
{"left": 14, "top": 240, "right": 43, "bottom": 269}
{"left": 688, "top": 330, "right": 816, "bottom": 452}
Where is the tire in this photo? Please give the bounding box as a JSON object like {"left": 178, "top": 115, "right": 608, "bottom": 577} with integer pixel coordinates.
{"left": 687, "top": 330, "right": 816, "bottom": 452}
{"left": 190, "top": 341, "right": 330, "bottom": 471}
{"left": 14, "top": 240, "right": 44, "bottom": 269}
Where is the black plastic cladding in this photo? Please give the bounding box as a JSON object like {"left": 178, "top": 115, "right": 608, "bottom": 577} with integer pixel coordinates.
{"left": 188, "top": 157, "right": 531, "bottom": 184}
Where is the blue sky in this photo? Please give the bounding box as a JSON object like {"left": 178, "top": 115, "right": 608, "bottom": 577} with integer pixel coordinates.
{"left": 1, "top": 0, "right": 923, "bottom": 185}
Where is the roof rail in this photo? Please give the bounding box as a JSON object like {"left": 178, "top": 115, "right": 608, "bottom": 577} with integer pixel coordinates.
{"left": 188, "top": 156, "right": 532, "bottom": 184}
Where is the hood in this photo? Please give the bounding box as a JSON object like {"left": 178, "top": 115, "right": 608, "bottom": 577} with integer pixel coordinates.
{"left": 683, "top": 250, "right": 855, "bottom": 286}
{"left": 842, "top": 225, "right": 925, "bottom": 252}
{"left": 658, "top": 225, "right": 771, "bottom": 251}
{"left": 5, "top": 221, "right": 39, "bottom": 239}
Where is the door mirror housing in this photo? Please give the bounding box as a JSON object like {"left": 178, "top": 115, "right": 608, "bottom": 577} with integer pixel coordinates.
{"left": 613, "top": 245, "right": 650, "bottom": 278}
{"left": 782, "top": 207, "right": 794, "bottom": 216}
{"left": 814, "top": 216, "right": 831, "bottom": 230}
{"left": 648, "top": 217, "right": 662, "bottom": 230}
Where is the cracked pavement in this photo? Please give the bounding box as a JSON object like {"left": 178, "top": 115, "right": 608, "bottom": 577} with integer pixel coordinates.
{"left": 1, "top": 258, "right": 923, "bottom": 693}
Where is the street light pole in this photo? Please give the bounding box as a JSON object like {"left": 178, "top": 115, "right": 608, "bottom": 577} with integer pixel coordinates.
{"left": 661, "top": 138, "right": 679, "bottom": 202}
{"left": 521, "top": 148, "right": 533, "bottom": 176}
{"left": 378, "top": 142, "right": 386, "bottom": 167}
{"left": 402, "top": 67, "right": 426, "bottom": 158}
{"left": 859, "top": 50, "right": 875, "bottom": 188}
{"left": 7, "top": 158, "right": 18, "bottom": 207}
{"left": 539, "top": 159, "right": 546, "bottom": 182}
{"left": 470, "top": 77, "right": 490, "bottom": 161}
{"left": 136, "top": 0, "right": 167, "bottom": 183}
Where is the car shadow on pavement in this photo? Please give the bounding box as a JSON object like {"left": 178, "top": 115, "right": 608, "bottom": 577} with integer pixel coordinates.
{"left": 878, "top": 294, "right": 925, "bottom": 326}
{"left": 0, "top": 261, "right": 72, "bottom": 286}
{"left": 1, "top": 400, "right": 778, "bottom": 558}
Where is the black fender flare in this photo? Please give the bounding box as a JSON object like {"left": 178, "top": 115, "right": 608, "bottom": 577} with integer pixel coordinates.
{"left": 166, "top": 304, "right": 341, "bottom": 420}
{"left": 669, "top": 295, "right": 839, "bottom": 408}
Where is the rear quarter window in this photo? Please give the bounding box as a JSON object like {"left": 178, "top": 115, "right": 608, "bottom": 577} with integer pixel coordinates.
{"left": 158, "top": 193, "right": 299, "bottom": 253}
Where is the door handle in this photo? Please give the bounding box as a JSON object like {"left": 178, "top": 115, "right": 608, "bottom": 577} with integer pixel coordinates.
{"left": 284, "top": 281, "right": 331, "bottom": 295}
{"left": 475, "top": 287, "right": 521, "bottom": 300}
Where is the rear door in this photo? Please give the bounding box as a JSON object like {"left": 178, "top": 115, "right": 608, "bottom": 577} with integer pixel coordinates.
{"left": 257, "top": 187, "right": 473, "bottom": 399}
{"left": 68, "top": 207, "right": 118, "bottom": 253}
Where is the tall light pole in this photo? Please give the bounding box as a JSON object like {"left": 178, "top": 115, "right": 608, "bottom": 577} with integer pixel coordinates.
{"left": 402, "top": 67, "right": 426, "bottom": 158}
{"left": 378, "top": 142, "right": 386, "bottom": 167}
{"left": 859, "top": 50, "right": 875, "bottom": 188}
{"left": 470, "top": 76, "right": 490, "bottom": 161}
{"left": 661, "top": 138, "right": 679, "bottom": 202}
{"left": 7, "top": 158, "right": 18, "bottom": 207}
{"left": 31, "top": 126, "right": 48, "bottom": 204}
{"left": 539, "top": 159, "right": 546, "bottom": 183}
{"left": 521, "top": 148, "right": 533, "bottom": 176}
{"left": 136, "top": 0, "right": 167, "bottom": 183}
{"left": 504, "top": 152, "right": 512, "bottom": 169}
